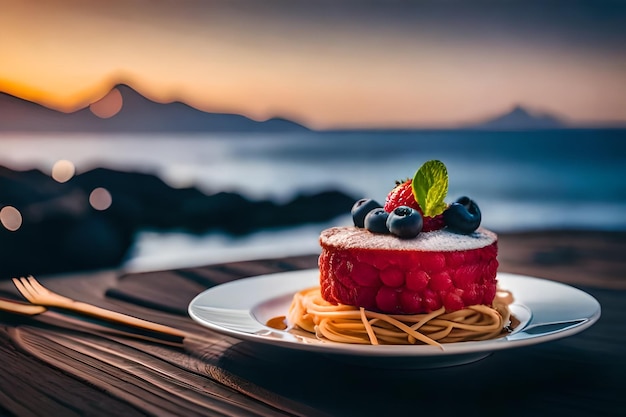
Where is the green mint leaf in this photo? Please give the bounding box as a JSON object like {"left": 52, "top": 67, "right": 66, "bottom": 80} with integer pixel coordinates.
{"left": 412, "top": 160, "right": 448, "bottom": 217}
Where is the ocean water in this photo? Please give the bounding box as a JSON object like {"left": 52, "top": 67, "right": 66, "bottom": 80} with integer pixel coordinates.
{"left": 2, "top": 129, "right": 625, "bottom": 271}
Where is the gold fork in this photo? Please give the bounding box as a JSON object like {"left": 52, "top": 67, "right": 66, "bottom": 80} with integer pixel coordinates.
{"left": 0, "top": 296, "right": 184, "bottom": 347}
{"left": 12, "top": 275, "right": 187, "bottom": 339}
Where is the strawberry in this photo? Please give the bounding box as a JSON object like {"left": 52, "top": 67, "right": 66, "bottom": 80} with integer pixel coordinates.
{"left": 384, "top": 179, "right": 418, "bottom": 212}
{"left": 384, "top": 179, "right": 445, "bottom": 232}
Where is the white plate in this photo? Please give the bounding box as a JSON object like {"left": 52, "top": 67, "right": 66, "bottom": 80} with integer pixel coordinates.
{"left": 188, "top": 270, "right": 601, "bottom": 368}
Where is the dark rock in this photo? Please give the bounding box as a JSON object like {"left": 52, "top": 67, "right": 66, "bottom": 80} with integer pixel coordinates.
{"left": 0, "top": 165, "right": 355, "bottom": 278}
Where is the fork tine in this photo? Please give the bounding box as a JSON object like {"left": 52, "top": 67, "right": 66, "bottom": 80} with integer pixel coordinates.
{"left": 19, "top": 276, "right": 45, "bottom": 300}
{"left": 12, "top": 277, "right": 36, "bottom": 303}
{"left": 24, "top": 275, "right": 45, "bottom": 294}
{"left": 24, "top": 275, "right": 70, "bottom": 303}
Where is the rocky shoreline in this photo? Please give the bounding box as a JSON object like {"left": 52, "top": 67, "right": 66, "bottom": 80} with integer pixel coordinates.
{"left": 3, "top": 164, "right": 625, "bottom": 288}
{"left": 0, "top": 165, "right": 355, "bottom": 278}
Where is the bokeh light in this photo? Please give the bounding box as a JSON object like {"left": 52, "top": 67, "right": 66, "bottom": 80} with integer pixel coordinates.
{"left": 0, "top": 206, "right": 23, "bottom": 231}
{"left": 51, "top": 159, "right": 76, "bottom": 183}
{"left": 89, "top": 187, "right": 113, "bottom": 211}
{"left": 89, "top": 87, "right": 123, "bottom": 119}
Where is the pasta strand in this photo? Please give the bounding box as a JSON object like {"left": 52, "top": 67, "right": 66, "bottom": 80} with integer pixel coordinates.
{"left": 286, "top": 287, "right": 514, "bottom": 347}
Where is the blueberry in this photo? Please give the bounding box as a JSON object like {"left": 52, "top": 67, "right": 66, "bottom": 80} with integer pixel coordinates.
{"left": 351, "top": 198, "right": 383, "bottom": 228}
{"left": 386, "top": 206, "right": 423, "bottom": 239}
{"left": 443, "top": 196, "right": 481, "bottom": 234}
{"left": 455, "top": 196, "right": 472, "bottom": 208}
{"left": 364, "top": 208, "right": 391, "bottom": 234}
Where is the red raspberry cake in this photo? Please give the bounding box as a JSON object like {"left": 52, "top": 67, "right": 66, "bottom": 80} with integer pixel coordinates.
{"left": 317, "top": 159, "right": 499, "bottom": 315}
{"left": 319, "top": 227, "right": 498, "bottom": 314}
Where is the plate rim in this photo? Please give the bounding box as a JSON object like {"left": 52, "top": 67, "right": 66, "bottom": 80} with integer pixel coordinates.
{"left": 188, "top": 269, "right": 601, "bottom": 358}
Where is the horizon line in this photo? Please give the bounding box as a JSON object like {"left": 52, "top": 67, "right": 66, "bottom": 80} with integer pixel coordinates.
{"left": 2, "top": 83, "right": 626, "bottom": 131}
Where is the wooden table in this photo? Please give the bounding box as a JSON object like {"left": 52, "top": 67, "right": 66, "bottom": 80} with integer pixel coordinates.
{"left": 1, "top": 231, "right": 624, "bottom": 417}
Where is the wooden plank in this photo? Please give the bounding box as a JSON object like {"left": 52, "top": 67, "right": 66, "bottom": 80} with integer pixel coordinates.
{"left": 107, "top": 270, "right": 208, "bottom": 315}
{"left": 0, "top": 328, "right": 147, "bottom": 417}
{"left": 498, "top": 231, "right": 626, "bottom": 289}
{"left": 107, "top": 255, "right": 319, "bottom": 315}
{"left": 8, "top": 324, "right": 328, "bottom": 417}
{"left": 1, "top": 232, "right": 625, "bottom": 416}
{"left": 181, "top": 254, "right": 319, "bottom": 285}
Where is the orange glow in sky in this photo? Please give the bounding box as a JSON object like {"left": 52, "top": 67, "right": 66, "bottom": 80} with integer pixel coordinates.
{"left": 1, "top": 0, "right": 625, "bottom": 129}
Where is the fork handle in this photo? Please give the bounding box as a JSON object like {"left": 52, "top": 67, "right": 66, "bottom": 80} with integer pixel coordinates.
{"left": 60, "top": 301, "right": 187, "bottom": 338}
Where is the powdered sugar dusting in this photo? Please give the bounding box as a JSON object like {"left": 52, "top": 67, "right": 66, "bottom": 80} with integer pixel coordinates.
{"left": 320, "top": 227, "right": 497, "bottom": 252}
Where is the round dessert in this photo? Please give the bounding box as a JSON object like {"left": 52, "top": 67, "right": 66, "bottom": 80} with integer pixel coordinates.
{"left": 318, "top": 159, "right": 499, "bottom": 315}
{"left": 283, "top": 160, "right": 510, "bottom": 346}
{"left": 319, "top": 226, "right": 498, "bottom": 314}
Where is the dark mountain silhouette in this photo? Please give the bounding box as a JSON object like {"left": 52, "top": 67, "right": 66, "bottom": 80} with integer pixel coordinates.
{"left": 469, "top": 105, "right": 566, "bottom": 130}
{"left": 0, "top": 85, "right": 308, "bottom": 132}
{"left": 3, "top": 87, "right": 611, "bottom": 133}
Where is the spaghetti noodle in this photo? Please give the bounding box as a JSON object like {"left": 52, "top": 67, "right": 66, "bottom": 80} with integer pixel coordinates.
{"left": 286, "top": 287, "right": 514, "bottom": 348}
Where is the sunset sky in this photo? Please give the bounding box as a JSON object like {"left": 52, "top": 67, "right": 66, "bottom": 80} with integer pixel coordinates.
{"left": 1, "top": 0, "right": 625, "bottom": 129}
